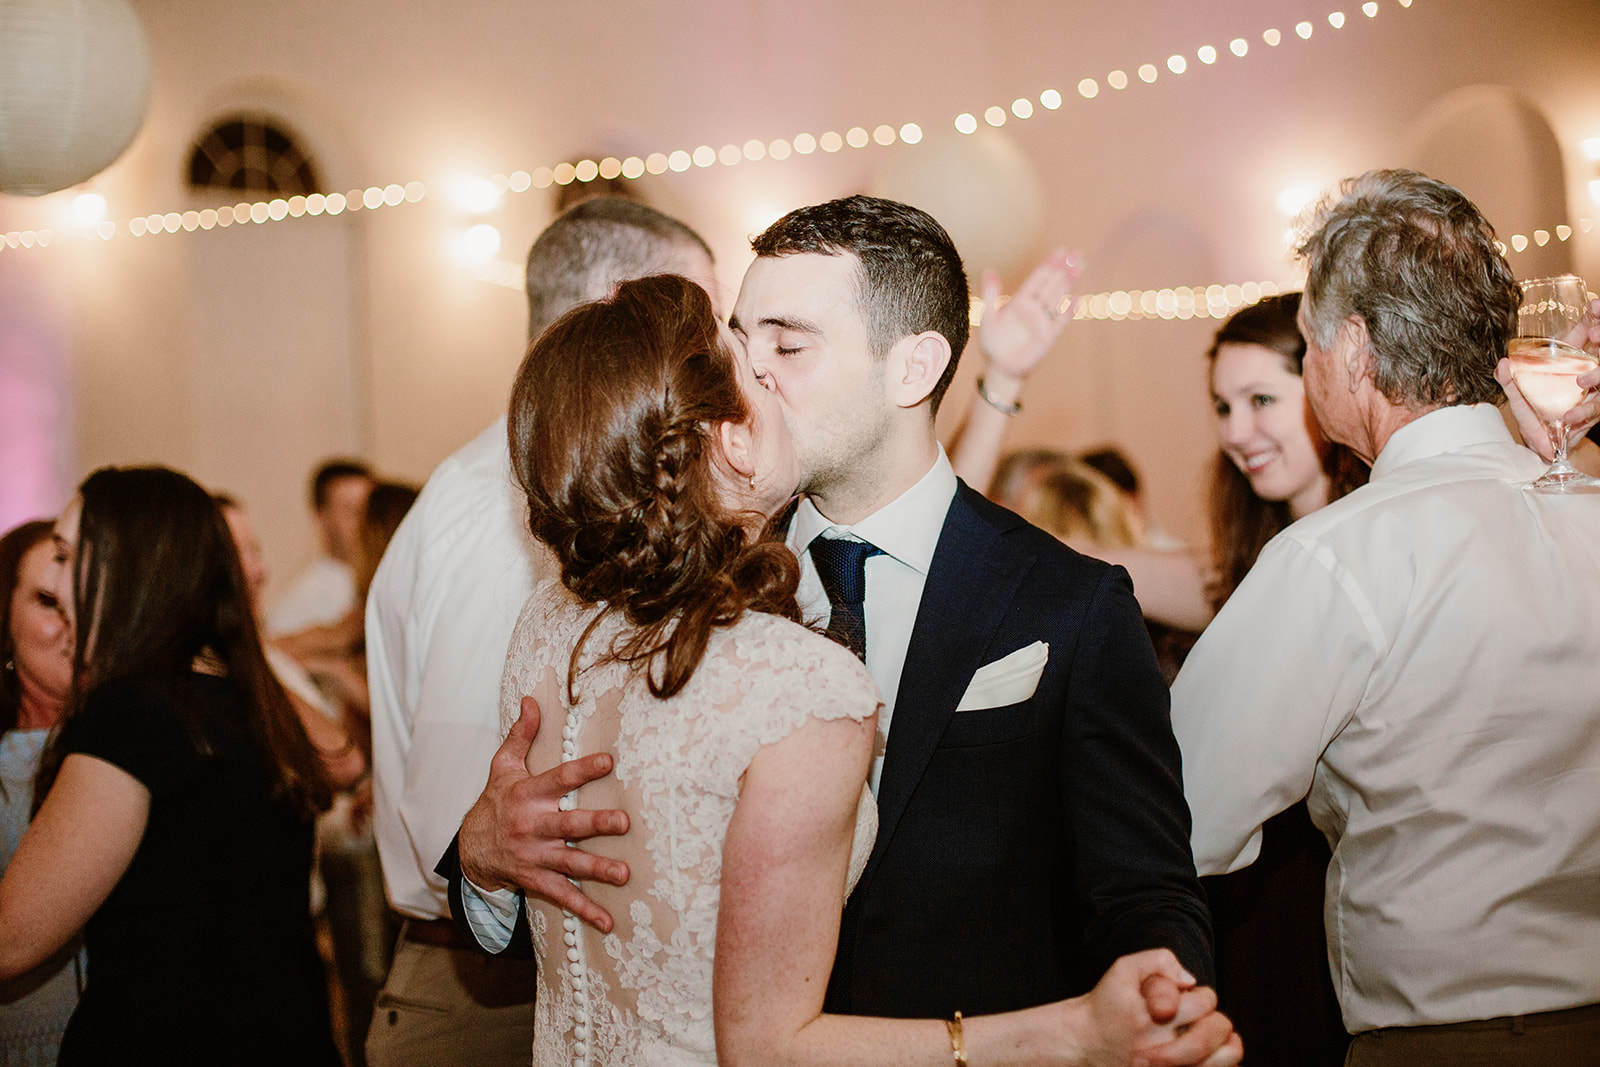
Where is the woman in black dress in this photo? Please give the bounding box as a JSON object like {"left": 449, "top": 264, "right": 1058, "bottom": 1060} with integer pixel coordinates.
{"left": 0, "top": 466, "right": 353, "bottom": 1065}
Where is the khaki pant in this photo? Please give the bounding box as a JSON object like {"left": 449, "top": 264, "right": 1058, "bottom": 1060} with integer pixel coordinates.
{"left": 1346, "top": 1002, "right": 1600, "bottom": 1067}
{"left": 364, "top": 923, "right": 539, "bottom": 1067}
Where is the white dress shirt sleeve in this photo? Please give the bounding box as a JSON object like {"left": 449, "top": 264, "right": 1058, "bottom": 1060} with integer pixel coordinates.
{"left": 1170, "top": 531, "right": 1379, "bottom": 875}
{"left": 267, "top": 557, "right": 356, "bottom": 636}
{"left": 368, "top": 420, "right": 540, "bottom": 920}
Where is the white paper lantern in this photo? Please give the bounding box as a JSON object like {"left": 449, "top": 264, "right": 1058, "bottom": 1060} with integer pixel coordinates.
{"left": 0, "top": 0, "right": 150, "bottom": 196}
{"left": 870, "top": 127, "right": 1046, "bottom": 276}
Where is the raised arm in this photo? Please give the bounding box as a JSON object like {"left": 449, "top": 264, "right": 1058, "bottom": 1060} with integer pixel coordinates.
{"left": 713, "top": 710, "right": 1239, "bottom": 1067}
{"left": 948, "top": 250, "right": 1082, "bottom": 491}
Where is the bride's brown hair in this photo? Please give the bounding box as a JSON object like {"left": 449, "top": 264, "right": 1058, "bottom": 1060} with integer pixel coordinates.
{"left": 508, "top": 273, "right": 800, "bottom": 699}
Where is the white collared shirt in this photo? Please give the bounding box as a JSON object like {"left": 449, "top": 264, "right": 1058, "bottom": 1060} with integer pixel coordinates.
{"left": 266, "top": 556, "right": 355, "bottom": 637}
{"left": 368, "top": 418, "right": 551, "bottom": 920}
{"left": 1173, "top": 403, "right": 1600, "bottom": 1032}
{"left": 787, "top": 447, "right": 956, "bottom": 794}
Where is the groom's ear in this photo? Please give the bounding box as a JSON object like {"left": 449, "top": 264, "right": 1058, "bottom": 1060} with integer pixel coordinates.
{"left": 885, "top": 331, "right": 952, "bottom": 410}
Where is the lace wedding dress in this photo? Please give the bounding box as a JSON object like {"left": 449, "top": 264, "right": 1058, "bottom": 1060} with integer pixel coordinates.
{"left": 501, "top": 580, "right": 880, "bottom": 1067}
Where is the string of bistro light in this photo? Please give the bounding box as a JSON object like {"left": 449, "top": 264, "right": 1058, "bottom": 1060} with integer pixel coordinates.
{"left": 1, "top": 0, "right": 1593, "bottom": 321}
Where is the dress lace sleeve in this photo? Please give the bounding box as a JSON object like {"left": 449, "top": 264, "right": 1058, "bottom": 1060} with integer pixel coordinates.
{"left": 692, "top": 613, "right": 881, "bottom": 797}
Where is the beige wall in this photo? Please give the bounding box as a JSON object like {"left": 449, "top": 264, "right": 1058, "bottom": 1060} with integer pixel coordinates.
{"left": 2, "top": 0, "right": 1598, "bottom": 598}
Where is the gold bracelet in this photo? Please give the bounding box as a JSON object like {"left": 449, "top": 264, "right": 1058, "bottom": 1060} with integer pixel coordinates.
{"left": 946, "top": 1010, "right": 968, "bottom": 1065}
{"left": 976, "top": 376, "right": 1022, "bottom": 416}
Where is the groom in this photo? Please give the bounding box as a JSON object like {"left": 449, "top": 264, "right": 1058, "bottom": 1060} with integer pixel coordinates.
{"left": 447, "top": 196, "right": 1212, "bottom": 1017}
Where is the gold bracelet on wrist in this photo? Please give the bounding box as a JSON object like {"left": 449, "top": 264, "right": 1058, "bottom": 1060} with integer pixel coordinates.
{"left": 946, "top": 1010, "right": 968, "bottom": 1065}
{"left": 976, "top": 376, "right": 1022, "bottom": 416}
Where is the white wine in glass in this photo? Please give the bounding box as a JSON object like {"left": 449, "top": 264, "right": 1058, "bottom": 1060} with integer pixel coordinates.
{"left": 1509, "top": 276, "right": 1600, "bottom": 492}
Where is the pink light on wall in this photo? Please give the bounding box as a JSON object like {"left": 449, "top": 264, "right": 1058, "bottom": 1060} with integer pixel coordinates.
{"left": 0, "top": 264, "right": 71, "bottom": 532}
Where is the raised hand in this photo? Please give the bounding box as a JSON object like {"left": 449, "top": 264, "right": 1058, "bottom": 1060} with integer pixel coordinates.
{"left": 457, "top": 695, "right": 631, "bottom": 932}
{"left": 978, "top": 248, "right": 1084, "bottom": 390}
{"left": 949, "top": 249, "right": 1086, "bottom": 489}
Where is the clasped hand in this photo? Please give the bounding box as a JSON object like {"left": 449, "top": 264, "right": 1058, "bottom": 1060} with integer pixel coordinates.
{"left": 1066, "top": 950, "right": 1243, "bottom": 1067}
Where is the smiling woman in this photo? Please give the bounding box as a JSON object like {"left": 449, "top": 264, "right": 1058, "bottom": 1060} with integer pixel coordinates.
{"left": 1204, "top": 293, "right": 1369, "bottom": 613}
{"left": 1090, "top": 293, "right": 1368, "bottom": 632}
{"left": 1210, "top": 339, "right": 1328, "bottom": 521}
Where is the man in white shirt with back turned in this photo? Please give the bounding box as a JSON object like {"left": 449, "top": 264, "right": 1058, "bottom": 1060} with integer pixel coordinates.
{"left": 363, "top": 197, "right": 718, "bottom": 1066}
{"left": 1172, "top": 168, "right": 1600, "bottom": 1065}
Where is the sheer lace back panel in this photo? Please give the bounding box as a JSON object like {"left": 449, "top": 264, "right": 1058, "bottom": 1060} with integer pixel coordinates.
{"left": 502, "top": 579, "right": 880, "bottom": 1067}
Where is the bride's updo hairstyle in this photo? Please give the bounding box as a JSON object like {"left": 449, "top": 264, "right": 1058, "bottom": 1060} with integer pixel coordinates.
{"left": 508, "top": 273, "right": 800, "bottom": 699}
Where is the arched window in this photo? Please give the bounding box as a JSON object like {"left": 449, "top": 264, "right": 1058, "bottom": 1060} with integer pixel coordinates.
{"left": 186, "top": 115, "right": 322, "bottom": 196}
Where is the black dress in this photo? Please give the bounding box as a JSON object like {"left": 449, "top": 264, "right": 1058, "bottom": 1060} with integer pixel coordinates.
{"left": 1202, "top": 802, "right": 1350, "bottom": 1067}
{"left": 54, "top": 669, "right": 340, "bottom": 1066}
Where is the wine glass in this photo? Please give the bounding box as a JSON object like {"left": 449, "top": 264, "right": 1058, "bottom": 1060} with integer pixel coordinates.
{"left": 1507, "top": 275, "right": 1600, "bottom": 492}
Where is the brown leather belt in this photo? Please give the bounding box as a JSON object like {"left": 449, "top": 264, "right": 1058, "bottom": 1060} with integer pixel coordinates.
{"left": 1377, "top": 1001, "right": 1600, "bottom": 1035}
{"left": 400, "top": 916, "right": 475, "bottom": 951}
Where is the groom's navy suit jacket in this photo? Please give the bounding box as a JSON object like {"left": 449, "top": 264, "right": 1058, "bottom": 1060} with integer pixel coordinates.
{"left": 821, "top": 481, "right": 1212, "bottom": 1018}
{"left": 438, "top": 480, "right": 1213, "bottom": 1016}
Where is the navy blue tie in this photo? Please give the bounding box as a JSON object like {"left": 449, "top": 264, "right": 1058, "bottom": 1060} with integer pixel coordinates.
{"left": 809, "top": 535, "right": 882, "bottom": 662}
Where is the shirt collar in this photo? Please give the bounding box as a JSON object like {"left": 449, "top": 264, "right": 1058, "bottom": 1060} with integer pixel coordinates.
{"left": 1369, "top": 403, "right": 1514, "bottom": 480}
{"left": 788, "top": 446, "right": 957, "bottom": 577}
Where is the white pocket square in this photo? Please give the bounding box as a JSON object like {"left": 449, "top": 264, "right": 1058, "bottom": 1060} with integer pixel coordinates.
{"left": 955, "top": 641, "right": 1048, "bottom": 712}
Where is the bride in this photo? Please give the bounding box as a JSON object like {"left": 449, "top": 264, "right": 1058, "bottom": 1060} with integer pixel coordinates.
{"left": 499, "top": 273, "right": 1240, "bottom": 1067}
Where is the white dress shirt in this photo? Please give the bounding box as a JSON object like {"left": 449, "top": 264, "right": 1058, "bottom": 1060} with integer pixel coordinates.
{"left": 368, "top": 417, "right": 551, "bottom": 920}
{"left": 786, "top": 447, "right": 956, "bottom": 794}
{"left": 1172, "top": 404, "right": 1600, "bottom": 1032}
{"left": 266, "top": 556, "right": 355, "bottom": 636}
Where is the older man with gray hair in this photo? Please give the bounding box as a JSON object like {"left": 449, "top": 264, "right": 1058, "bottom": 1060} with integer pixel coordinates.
{"left": 1172, "top": 169, "right": 1600, "bottom": 1065}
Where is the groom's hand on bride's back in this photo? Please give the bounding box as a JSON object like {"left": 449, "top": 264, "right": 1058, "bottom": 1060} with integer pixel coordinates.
{"left": 457, "top": 695, "right": 632, "bottom": 933}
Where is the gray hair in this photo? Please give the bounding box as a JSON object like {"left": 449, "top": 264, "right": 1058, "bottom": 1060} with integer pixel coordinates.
{"left": 1294, "top": 169, "right": 1519, "bottom": 409}
{"left": 524, "top": 198, "right": 713, "bottom": 340}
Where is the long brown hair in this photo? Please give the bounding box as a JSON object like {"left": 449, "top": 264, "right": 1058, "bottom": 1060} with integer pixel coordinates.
{"left": 35, "top": 467, "right": 333, "bottom": 818}
{"left": 508, "top": 273, "right": 800, "bottom": 699}
{"left": 1206, "top": 293, "right": 1368, "bottom": 611}
{"left": 355, "top": 481, "right": 420, "bottom": 601}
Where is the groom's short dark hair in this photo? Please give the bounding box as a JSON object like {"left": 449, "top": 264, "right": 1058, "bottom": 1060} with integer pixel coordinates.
{"left": 752, "top": 195, "right": 970, "bottom": 414}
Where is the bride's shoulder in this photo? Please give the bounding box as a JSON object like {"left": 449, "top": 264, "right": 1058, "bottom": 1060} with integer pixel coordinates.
{"left": 503, "top": 578, "right": 607, "bottom": 676}
{"left": 512, "top": 576, "right": 596, "bottom": 635}
{"left": 710, "top": 611, "right": 879, "bottom": 716}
